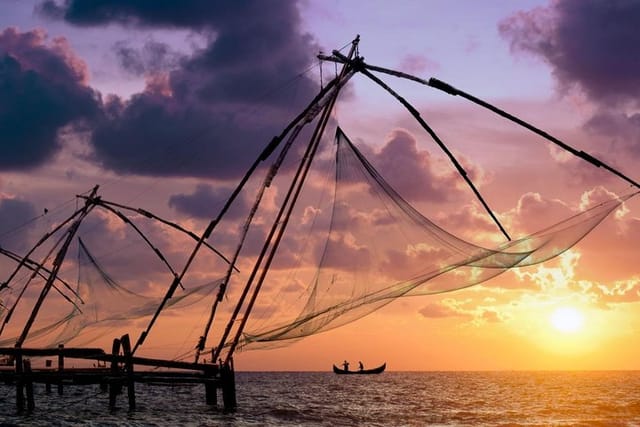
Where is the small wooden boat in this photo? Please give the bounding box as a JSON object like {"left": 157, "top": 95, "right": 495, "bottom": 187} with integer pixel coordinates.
{"left": 332, "top": 363, "right": 386, "bottom": 375}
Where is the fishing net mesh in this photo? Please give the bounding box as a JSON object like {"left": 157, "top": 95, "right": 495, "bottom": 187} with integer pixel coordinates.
{"left": 241, "top": 128, "right": 634, "bottom": 348}
{"left": 0, "top": 237, "right": 221, "bottom": 347}
{"left": 0, "top": 125, "right": 633, "bottom": 355}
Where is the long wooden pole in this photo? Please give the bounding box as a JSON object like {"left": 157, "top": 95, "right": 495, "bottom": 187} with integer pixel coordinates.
{"left": 320, "top": 54, "right": 640, "bottom": 191}
{"left": 359, "top": 67, "right": 511, "bottom": 241}
{"left": 82, "top": 197, "right": 238, "bottom": 271}
{"left": 1, "top": 207, "right": 89, "bottom": 337}
{"left": 194, "top": 71, "right": 356, "bottom": 363}
{"left": 15, "top": 185, "right": 99, "bottom": 348}
{"left": 0, "top": 207, "right": 84, "bottom": 292}
{"left": 0, "top": 247, "right": 81, "bottom": 306}
{"left": 326, "top": 51, "right": 511, "bottom": 241}
{"left": 222, "top": 36, "right": 361, "bottom": 363}
{"left": 194, "top": 122, "right": 305, "bottom": 363}
{"left": 132, "top": 71, "right": 352, "bottom": 355}
{"left": 426, "top": 77, "right": 640, "bottom": 189}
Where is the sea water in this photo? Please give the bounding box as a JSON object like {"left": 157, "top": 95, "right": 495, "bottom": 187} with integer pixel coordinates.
{"left": 2, "top": 371, "right": 640, "bottom": 426}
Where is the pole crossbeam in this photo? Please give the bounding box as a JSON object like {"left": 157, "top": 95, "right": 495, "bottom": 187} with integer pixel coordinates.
{"left": 323, "top": 50, "right": 511, "bottom": 241}
{"left": 219, "top": 36, "right": 361, "bottom": 363}
{"left": 133, "top": 47, "right": 359, "bottom": 355}
{"left": 318, "top": 52, "right": 640, "bottom": 192}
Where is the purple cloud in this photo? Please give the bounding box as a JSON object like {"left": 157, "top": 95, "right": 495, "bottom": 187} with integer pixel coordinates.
{"left": 499, "top": 0, "right": 640, "bottom": 107}
{"left": 0, "top": 28, "right": 101, "bottom": 170}
{"left": 584, "top": 111, "right": 640, "bottom": 157}
{"left": 168, "top": 183, "right": 248, "bottom": 219}
{"left": 0, "top": 197, "right": 37, "bottom": 252}
{"left": 38, "top": 0, "right": 321, "bottom": 179}
{"left": 500, "top": 1, "right": 640, "bottom": 162}
{"left": 38, "top": 0, "right": 250, "bottom": 29}
{"left": 397, "top": 54, "right": 439, "bottom": 75}
{"left": 113, "top": 39, "right": 182, "bottom": 76}
{"left": 364, "top": 129, "right": 463, "bottom": 202}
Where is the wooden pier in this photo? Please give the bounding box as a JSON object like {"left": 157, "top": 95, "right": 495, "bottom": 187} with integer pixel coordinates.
{"left": 0, "top": 334, "right": 236, "bottom": 413}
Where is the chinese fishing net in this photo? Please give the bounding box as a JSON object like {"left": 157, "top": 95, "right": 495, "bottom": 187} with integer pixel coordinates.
{"left": 0, "top": 237, "right": 222, "bottom": 347}
{"left": 240, "top": 127, "right": 635, "bottom": 348}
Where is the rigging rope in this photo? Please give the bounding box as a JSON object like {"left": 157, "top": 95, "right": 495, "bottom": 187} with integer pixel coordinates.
{"left": 220, "top": 36, "right": 361, "bottom": 363}
{"left": 238, "top": 127, "right": 635, "bottom": 348}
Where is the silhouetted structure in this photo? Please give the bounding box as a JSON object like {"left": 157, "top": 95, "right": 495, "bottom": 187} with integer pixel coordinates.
{"left": 1, "top": 35, "right": 638, "bottom": 414}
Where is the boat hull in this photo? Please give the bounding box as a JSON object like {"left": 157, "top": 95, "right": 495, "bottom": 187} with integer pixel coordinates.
{"left": 332, "top": 363, "right": 386, "bottom": 374}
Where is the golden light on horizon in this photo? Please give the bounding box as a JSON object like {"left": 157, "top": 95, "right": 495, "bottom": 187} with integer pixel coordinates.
{"left": 508, "top": 298, "right": 603, "bottom": 361}
{"left": 550, "top": 306, "right": 584, "bottom": 334}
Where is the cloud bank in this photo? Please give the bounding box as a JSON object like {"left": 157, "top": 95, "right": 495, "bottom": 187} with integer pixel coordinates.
{"left": 23, "top": 0, "right": 321, "bottom": 179}
{"left": 500, "top": 0, "right": 640, "bottom": 159}
{"left": 0, "top": 27, "right": 100, "bottom": 170}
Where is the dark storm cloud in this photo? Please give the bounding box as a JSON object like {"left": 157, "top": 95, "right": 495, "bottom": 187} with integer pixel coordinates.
{"left": 168, "top": 182, "right": 271, "bottom": 260}
{"left": 500, "top": 0, "right": 640, "bottom": 160}
{"left": 168, "top": 183, "right": 249, "bottom": 219}
{"left": 0, "top": 197, "right": 37, "bottom": 251}
{"left": 0, "top": 28, "right": 101, "bottom": 170}
{"left": 76, "top": 211, "right": 184, "bottom": 288}
{"left": 359, "top": 129, "right": 471, "bottom": 203}
{"left": 91, "top": 91, "right": 285, "bottom": 178}
{"left": 499, "top": 0, "right": 640, "bottom": 107}
{"left": 584, "top": 111, "right": 640, "bottom": 156}
{"left": 38, "top": 0, "right": 247, "bottom": 29}
{"left": 113, "top": 40, "right": 181, "bottom": 76}
{"left": 38, "top": 0, "right": 321, "bottom": 179}
{"left": 369, "top": 129, "right": 450, "bottom": 202}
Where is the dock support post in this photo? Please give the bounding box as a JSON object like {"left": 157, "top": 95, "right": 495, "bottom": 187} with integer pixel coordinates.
{"left": 24, "top": 359, "right": 35, "bottom": 411}
{"left": 57, "top": 344, "right": 64, "bottom": 395}
{"left": 220, "top": 360, "right": 236, "bottom": 411}
{"left": 205, "top": 380, "right": 217, "bottom": 406}
{"left": 15, "top": 351, "right": 24, "bottom": 413}
{"left": 45, "top": 359, "right": 52, "bottom": 393}
{"left": 109, "top": 338, "right": 121, "bottom": 410}
{"left": 204, "top": 363, "right": 218, "bottom": 406}
{"left": 121, "top": 334, "right": 136, "bottom": 411}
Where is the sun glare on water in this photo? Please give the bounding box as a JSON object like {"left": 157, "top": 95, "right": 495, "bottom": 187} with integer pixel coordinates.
{"left": 550, "top": 306, "right": 584, "bottom": 333}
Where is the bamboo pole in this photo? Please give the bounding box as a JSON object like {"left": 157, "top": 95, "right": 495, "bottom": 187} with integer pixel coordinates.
{"left": 120, "top": 334, "right": 135, "bottom": 411}
{"left": 222, "top": 36, "right": 361, "bottom": 363}
{"left": 57, "top": 344, "right": 64, "bottom": 395}
{"left": 133, "top": 72, "right": 347, "bottom": 355}
{"left": 15, "top": 350, "right": 24, "bottom": 412}
{"left": 108, "top": 338, "right": 121, "bottom": 410}
{"left": 24, "top": 359, "right": 34, "bottom": 411}
{"left": 15, "top": 186, "right": 99, "bottom": 348}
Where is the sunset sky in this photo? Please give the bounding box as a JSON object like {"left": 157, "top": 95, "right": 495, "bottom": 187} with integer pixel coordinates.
{"left": 2, "top": 0, "right": 640, "bottom": 371}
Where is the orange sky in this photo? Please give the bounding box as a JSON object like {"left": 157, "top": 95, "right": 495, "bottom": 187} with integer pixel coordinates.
{"left": 2, "top": 1, "right": 640, "bottom": 371}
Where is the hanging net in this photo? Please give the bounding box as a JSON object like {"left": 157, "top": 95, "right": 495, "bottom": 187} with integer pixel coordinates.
{"left": 241, "top": 127, "right": 635, "bottom": 348}
{"left": 0, "top": 237, "right": 223, "bottom": 347}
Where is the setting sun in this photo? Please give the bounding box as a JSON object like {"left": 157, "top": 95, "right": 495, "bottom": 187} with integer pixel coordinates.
{"left": 550, "top": 307, "right": 584, "bottom": 333}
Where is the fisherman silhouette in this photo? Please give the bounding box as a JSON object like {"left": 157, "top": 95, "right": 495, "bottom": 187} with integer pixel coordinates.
{"left": 342, "top": 360, "right": 349, "bottom": 371}
{"left": 358, "top": 361, "right": 364, "bottom": 371}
